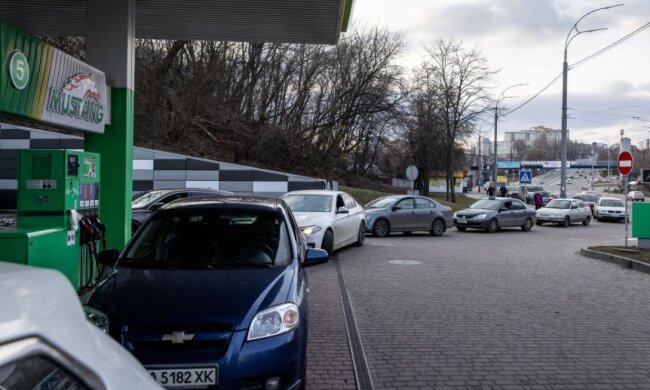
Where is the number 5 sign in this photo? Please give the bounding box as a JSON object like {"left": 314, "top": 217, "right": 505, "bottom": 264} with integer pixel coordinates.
{"left": 9, "top": 50, "right": 30, "bottom": 90}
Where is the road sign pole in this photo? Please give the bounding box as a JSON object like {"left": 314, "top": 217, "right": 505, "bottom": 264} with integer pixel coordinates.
{"left": 623, "top": 176, "right": 630, "bottom": 248}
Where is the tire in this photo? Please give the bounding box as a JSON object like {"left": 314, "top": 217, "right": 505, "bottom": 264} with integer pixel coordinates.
{"left": 355, "top": 223, "right": 366, "bottom": 246}
{"left": 402, "top": 231, "right": 412, "bottom": 236}
{"left": 456, "top": 226, "right": 466, "bottom": 232}
{"left": 562, "top": 216, "right": 570, "bottom": 227}
{"left": 372, "top": 219, "right": 390, "bottom": 237}
{"left": 321, "top": 230, "right": 334, "bottom": 257}
{"left": 486, "top": 219, "right": 498, "bottom": 233}
{"left": 582, "top": 216, "right": 591, "bottom": 226}
{"left": 521, "top": 218, "right": 533, "bottom": 232}
{"left": 430, "top": 218, "right": 446, "bottom": 236}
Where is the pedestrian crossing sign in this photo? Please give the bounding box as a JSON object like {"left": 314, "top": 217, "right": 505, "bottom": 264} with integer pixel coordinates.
{"left": 519, "top": 170, "right": 532, "bottom": 184}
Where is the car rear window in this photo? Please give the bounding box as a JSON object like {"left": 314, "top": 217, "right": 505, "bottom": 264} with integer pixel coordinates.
{"left": 123, "top": 209, "right": 290, "bottom": 269}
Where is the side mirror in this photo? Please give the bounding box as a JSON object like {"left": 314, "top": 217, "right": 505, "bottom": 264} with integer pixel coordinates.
{"left": 304, "top": 248, "right": 329, "bottom": 266}
{"left": 97, "top": 249, "right": 120, "bottom": 267}
{"left": 336, "top": 206, "right": 349, "bottom": 214}
{"left": 391, "top": 205, "right": 401, "bottom": 212}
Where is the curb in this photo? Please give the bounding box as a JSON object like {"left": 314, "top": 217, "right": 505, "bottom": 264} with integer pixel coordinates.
{"left": 580, "top": 248, "right": 650, "bottom": 274}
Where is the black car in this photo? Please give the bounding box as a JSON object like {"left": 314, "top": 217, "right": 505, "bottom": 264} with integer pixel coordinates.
{"left": 131, "top": 188, "right": 233, "bottom": 232}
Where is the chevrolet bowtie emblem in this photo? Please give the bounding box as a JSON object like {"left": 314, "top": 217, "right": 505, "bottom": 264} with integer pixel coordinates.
{"left": 162, "top": 331, "right": 195, "bottom": 344}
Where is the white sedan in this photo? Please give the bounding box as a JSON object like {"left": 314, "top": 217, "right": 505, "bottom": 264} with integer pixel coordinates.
{"left": 281, "top": 190, "right": 366, "bottom": 256}
{"left": 536, "top": 198, "right": 592, "bottom": 227}
{"left": 0, "top": 262, "right": 160, "bottom": 389}
{"left": 595, "top": 197, "right": 626, "bottom": 222}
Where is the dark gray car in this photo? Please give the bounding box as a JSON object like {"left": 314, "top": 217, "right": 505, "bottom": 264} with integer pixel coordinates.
{"left": 364, "top": 195, "right": 453, "bottom": 237}
{"left": 453, "top": 197, "right": 536, "bottom": 233}
{"left": 131, "top": 188, "right": 233, "bottom": 232}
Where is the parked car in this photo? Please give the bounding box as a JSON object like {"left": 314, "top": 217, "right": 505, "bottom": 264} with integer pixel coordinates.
{"left": 281, "top": 190, "right": 366, "bottom": 256}
{"left": 536, "top": 198, "right": 592, "bottom": 227}
{"left": 594, "top": 197, "right": 626, "bottom": 222}
{"left": 453, "top": 197, "right": 536, "bottom": 233}
{"left": 628, "top": 191, "right": 646, "bottom": 202}
{"left": 132, "top": 188, "right": 233, "bottom": 232}
{"left": 85, "top": 197, "right": 328, "bottom": 390}
{"left": 363, "top": 195, "right": 453, "bottom": 237}
{"left": 506, "top": 185, "right": 520, "bottom": 199}
{"left": 0, "top": 262, "right": 160, "bottom": 389}
{"left": 578, "top": 191, "right": 600, "bottom": 214}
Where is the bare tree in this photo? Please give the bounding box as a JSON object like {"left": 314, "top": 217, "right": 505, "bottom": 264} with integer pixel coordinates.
{"left": 408, "top": 39, "right": 495, "bottom": 201}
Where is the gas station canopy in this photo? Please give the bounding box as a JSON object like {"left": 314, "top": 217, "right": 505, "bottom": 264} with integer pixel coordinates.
{"left": 0, "top": 0, "right": 353, "bottom": 44}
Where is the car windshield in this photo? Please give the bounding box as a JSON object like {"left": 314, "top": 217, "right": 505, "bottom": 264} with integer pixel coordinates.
{"left": 600, "top": 199, "right": 624, "bottom": 207}
{"left": 507, "top": 186, "right": 518, "bottom": 192}
{"left": 282, "top": 194, "right": 332, "bottom": 212}
{"left": 541, "top": 192, "right": 550, "bottom": 197}
{"left": 132, "top": 190, "right": 168, "bottom": 209}
{"left": 365, "top": 197, "right": 398, "bottom": 209}
{"left": 122, "top": 209, "right": 290, "bottom": 269}
{"left": 469, "top": 199, "right": 501, "bottom": 210}
{"left": 581, "top": 194, "right": 598, "bottom": 202}
{"left": 546, "top": 200, "right": 571, "bottom": 209}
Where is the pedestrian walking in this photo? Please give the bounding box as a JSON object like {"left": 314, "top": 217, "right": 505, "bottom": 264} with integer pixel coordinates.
{"left": 499, "top": 185, "right": 507, "bottom": 197}
{"left": 534, "top": 191, "right": 543, "bottom": 210}
{"left": 487, "top": 183, "right": 495, "bottom": 197}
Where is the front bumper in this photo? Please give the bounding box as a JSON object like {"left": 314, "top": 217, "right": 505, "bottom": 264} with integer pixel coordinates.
{"left": 302, "top": 229, "right": 325, "bottom": 249}
{"left": 536, "top": 214, "right": 565, "bottom": 223}
{"left": 453, "top": 218, "right": 489, "bottom": 229}
{"left": 132, "top": 326, "right": 307, "bottom": 390}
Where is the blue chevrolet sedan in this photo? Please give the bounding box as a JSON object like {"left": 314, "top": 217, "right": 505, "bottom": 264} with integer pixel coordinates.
{"left": 85, "top": 197, "right": 328, "bottom": 390}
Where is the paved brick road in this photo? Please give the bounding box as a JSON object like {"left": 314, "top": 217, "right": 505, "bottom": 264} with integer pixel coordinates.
{"left": 307, "top": 219, "right": 650, "bottom": 389}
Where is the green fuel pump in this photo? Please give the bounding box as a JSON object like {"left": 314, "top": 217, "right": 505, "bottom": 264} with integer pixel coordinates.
{"left": 0, "top": 150, "right": 103, "bottom": 290}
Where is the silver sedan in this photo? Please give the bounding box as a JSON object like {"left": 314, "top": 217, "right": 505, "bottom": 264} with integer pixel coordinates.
{"left": 364, "top": 195, "right": 453, "bottom": 237}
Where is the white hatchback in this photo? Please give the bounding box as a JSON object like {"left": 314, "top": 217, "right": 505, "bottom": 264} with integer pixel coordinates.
{"left": 0, "top": 262, "right": 161, "bottom": 389}
{"left": 281, "top": 190, "right": 366, "bottom": 256}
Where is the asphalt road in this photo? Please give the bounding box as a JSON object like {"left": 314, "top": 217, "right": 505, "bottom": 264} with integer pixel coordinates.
{"left": 307, "top": 212, "right": 650, "bottom": 389}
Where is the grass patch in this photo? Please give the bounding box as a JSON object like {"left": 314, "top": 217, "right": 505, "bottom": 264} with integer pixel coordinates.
{"left": 340, "top": 186, "right": 476, "bottom": 212}
{"left": 589, "top": 246, "right": 650, "bottom": 264}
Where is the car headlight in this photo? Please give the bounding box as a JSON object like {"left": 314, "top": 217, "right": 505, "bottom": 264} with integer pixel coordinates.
{"left": 300, "top": 225, "right": 322, "bottom": 236}
{"left": 475, "top": 214, "right": 487, "bottom": 220}
{"left": 84, "top": 306, "right": 109, "bottom": 333}
{"left": 248, "top": 303, "right": 299, "bottom": 341}
{"left": 453, "top": 212, "right": 458, "bottom": 218}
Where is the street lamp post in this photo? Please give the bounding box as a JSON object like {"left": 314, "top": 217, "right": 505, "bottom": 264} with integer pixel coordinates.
{"left": 560, "top": 4, "right": 622, "bottom": 198}
{"left": 493, "top": 83, "right": 528, "bottom": 185}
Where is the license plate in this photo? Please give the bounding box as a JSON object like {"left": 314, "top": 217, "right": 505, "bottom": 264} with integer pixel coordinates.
{"left": 148, "top": 367, "right": 217, "bottom": 388}
{"left": 457, "top": 219, "right": 467, "bottom": 224}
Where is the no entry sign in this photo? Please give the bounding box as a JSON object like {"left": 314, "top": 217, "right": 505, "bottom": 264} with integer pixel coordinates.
{"left": 617, "top": 151, "right": 634, "bottom": 176}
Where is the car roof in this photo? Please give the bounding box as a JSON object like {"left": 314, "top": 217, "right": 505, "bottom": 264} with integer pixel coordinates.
{"left": 599, "top": 197, "right": 622, "bottom": 201}
{"left": 136, "top": 188, "right": 232, "bottom": 195}
{"left": 160, "top": 196, "right": 284, "bottom": 212}
{"left": 282, "top": 190, "right": 339, "bottom": 196}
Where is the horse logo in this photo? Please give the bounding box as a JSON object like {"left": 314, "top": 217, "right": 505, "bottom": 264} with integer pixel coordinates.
{"left": 62, "top": 73, "right": 101, "bottom": 101}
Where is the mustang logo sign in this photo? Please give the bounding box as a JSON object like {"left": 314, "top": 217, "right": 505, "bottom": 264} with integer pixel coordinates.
{"left": 46, "top": 73, "right": 104, "bottom": 124}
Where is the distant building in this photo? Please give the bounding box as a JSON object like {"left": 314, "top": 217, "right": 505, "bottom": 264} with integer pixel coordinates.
{"left": 503, "top": 126, "right": 566, "bottom": 146}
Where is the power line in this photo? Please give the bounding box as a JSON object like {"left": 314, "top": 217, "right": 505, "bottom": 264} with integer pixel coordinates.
{"left": 570, "top": 103, "right": 650, "bottom": 112}
{"left": 568, "top": 108, "right": 647, "bottom": 120}
{"left": 570, "top": 22, "right": 650, "bottom": 70}
{"left": 503, "top": 22, "right": 650, "bottom": 117}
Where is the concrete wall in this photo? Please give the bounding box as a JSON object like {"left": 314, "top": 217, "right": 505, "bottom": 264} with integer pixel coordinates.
{"left": 0, "top": 124, "right": 325, "bottom": 209}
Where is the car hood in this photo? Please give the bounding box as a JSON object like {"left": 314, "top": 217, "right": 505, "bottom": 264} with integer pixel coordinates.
{"left": 292, "top": 212, "right": 333, "bottom": 228}
{"left": 88, "top": 265, "right": 295, "bottom": 331}
{"left": 537, "top": 208, "right": 568, "bottom": 215}
{"left": 456, "top": 208, "right": 492, "bottom": 216}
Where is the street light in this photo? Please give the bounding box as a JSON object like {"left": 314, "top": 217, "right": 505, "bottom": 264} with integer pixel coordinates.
{"left": 493, "top": 83, "right": 528, "bottom": 185}
{"left": 560, "top": 3, "right": 623, "bottom": 198}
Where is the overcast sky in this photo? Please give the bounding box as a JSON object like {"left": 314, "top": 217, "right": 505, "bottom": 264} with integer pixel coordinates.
{"left": 352, "top": 0, "right": 650, "bottom": 148}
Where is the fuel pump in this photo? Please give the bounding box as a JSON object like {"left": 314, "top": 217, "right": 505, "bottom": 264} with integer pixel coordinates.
{"left": 0, "top": 150, "right": 103, "bottom": 290}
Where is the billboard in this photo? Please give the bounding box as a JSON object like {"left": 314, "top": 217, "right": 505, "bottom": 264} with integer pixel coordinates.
{"left": 0, "top": 22, "right": 109, "bottom": 133}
